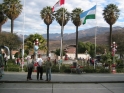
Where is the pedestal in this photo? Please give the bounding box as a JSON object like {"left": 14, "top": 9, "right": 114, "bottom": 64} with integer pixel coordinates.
{"left": 111, "top": 64, "right": 116, "bottom": 74}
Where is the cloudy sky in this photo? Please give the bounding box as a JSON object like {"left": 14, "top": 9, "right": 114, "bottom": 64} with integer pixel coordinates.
{"left": 0, "top": 0, "right": 124, "bottom": 35}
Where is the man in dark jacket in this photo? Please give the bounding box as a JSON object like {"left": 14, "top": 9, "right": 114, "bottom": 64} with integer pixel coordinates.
{"left": 0, "top": 46, "right": 4, "bottom": 78}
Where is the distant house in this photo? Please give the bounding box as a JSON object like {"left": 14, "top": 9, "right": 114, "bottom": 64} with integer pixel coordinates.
{"left": 64, "top": 45, "right": 76, "bottom": 53}
{"left": 64, "top": 45, "right": 90, "bottom": 60}
{"left": 28, "top": 50, "right": 46, "bottom": 55}
{"left": 7, "top": 50, "right": 18, "bottom": 59}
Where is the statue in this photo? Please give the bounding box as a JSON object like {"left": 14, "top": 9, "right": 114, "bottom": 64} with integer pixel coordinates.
{"left": 34, "top": 39, "right": 39, "bottom": 59}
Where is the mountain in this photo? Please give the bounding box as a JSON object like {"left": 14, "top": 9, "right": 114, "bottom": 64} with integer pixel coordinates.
{"left": 50, "top": 26, "right": 124, "bottom": 50}
{"left": 42, "top": 26, "right": 123, "bottom": 40}
{"left": 18, "top": 26, "right": 124, "bottom": 50}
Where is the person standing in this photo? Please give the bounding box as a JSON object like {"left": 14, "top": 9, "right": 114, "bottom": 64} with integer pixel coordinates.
{"left": 27, "top": 55, "right": 35, "bottom": 80}
{"left": 45, "top": 57, "right": 52, "bottom": 82}
{"left": 36, "top": 54, "right": 43, "bottom": 80}
{"left": 0, "top": 50, "right": 4, "bottom": 78}
{"left": 1, "top": 49, "right": 5, "bottom": 75}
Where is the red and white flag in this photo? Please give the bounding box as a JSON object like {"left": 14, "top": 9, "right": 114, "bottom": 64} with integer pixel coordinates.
{"left": 52, "top": 0, "right": 65, "bottom": 12}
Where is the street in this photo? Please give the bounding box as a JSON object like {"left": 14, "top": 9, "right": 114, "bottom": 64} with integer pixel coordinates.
{"left": 0, "top": 72, "right": 124, "bottom": 93}
{"left": 0, "top": 83, "right": 124, "bottom": 93}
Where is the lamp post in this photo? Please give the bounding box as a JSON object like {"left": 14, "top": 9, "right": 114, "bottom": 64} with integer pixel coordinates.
{"left": 111, "top": 41, "right": 117, "bottom": 73}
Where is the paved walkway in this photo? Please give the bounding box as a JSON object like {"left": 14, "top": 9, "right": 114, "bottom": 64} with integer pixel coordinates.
{"left": 0, "top": 72, "right": 124, "bottom": 83}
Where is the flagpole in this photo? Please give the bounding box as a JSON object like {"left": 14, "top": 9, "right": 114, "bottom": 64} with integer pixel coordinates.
{"left": 60, "top": 3, "right": 64, "bottom": 60}
{"left": 94, "top": 4, "right": 97, "bottom": 69}
{"left": 22, "top": 0, "right": 25, "bottom": 72}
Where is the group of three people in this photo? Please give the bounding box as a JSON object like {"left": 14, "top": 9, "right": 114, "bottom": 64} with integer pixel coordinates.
{"left": 27, "top": 54, "right": 52, "bottom": 81}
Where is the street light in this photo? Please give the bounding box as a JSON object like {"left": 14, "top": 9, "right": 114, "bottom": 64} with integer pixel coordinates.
{"left": 111, "top": 42, "right": 117, "bottom": 63}
{"left": 111, "top": 41, "right": 117, "bottom": 73}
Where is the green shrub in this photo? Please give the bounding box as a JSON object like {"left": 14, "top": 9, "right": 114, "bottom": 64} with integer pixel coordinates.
{"left": 83, "top": 66, "right": 110, "bottom": 73}
{"left": 4, "top": 59, "right": 20, "bottom": 72}
{"left": 23, "top": 65, "right": 28, "bottom": 72}
{"left": 116, "top": 68, "right": 124, "bottom": 73}
{"left": 97, "top": 68, "right": 110, "bottom": 73}
{"left": 8, "top": 67, "right": 20, "bottom": 72}
{"left": 64, "top": 68, "right": 71, "bottom": 73}
{"left": 7, "top": 59, "right": 15, "bottom": 64}
{"left": 4, "top": 66, "right": 20, "bottom": 72}
{"left": 51, "top": 65, "right": 59, "bottom": 72}
{"left": 83, "top": 68, "right": 96, "bottom": 73}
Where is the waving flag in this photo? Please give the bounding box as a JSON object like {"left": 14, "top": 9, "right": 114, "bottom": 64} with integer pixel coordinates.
{"left": 52, "top": 0, "right": 65, "bottom": 12}
{"left": 80, "top": 5, "right": 96, "bottom": 25}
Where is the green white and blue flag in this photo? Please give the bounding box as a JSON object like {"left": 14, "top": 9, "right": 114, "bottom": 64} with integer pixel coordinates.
{"left": 80, "top": 5, "right": 96, "bottom": 25}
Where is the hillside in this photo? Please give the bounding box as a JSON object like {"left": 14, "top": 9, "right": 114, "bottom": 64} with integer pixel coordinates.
{"left": 49, "top": 27, "right": 124, "bottom": 51}
{"left": 17, "top": 26, "right": 124, "bottom": 51}
{"left": 42, "top": 26, "right": 123, "bottom": 40}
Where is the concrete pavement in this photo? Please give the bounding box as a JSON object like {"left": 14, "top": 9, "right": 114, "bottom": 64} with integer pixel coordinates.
{"left": 0, "top": 72, "right": 124, "bottom": 83}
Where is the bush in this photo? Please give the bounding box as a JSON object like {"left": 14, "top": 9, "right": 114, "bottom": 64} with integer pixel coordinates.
{"left": 23, "top": 65, "right": 28, "bottom": 72}
{"left": 116, "top": 68, "right": 124, "bottom": 73}
{"left": 51, "top": 64, "right": 71, "bottom": 73}
{"left": 7, "top": 67, "right": 20, "bottom": 72}
{"left": 4, "top": 59, "right": 20, "bottom": 72}
{"left": 51, "top": 65, "right": 59, "bottom": 72}
{"left": 96, "top": 68, "right": 110, "bottom": 73}
{"left": 83, "top": 66, "right": 110, "bottom": 73}
{"left": 4, "top": 66, "right": 20, "bottom": 72}
{"left": 64, "top": 68, "right": 71, "bottom": 73}
{"left": 83, "top": 68, "right": 96, "bottom": 73}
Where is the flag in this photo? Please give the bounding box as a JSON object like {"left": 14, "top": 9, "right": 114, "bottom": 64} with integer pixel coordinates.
{"left": 52, "top": 0, "right": 65, "bottom": 12}
{"left": 80, "top": 5, "right": 96, "bottom": 25}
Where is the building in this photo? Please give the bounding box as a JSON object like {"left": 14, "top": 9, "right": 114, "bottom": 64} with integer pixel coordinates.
{"left": 64, "top": 45, "right": 90, "bottom": 60}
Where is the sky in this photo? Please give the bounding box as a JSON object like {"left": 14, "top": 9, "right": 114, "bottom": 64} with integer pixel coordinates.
{"left": 0, "top": 0, "right": 124, "bottom": 35}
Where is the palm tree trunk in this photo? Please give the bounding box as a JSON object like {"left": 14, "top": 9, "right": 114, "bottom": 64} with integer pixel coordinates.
{"left": 11, "top": 19, "right": 14, "bottom": 34}
{"left": 0, "top": 25, "right": 1, "bottom": 33}
{"left": 76, "top": 26, "right": 78, "bottom": 59}
{"left": 109, "top": 24, "right": 112, "bottom": 51}
{"left": 47, "top": 25, "right": 49, "bottom": 56}
{"left": 10, "top": 48, "right": 12, "bottom": 60}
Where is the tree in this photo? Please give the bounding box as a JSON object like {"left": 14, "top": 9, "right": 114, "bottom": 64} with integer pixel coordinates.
{"left": 78, "top": 42, "right": 95, "bottom": 58}
{"left": 40, "top": 6, "right": 54, "bottom": 56}
{"left": 0, "top": 32, "right": 22, "bottom": 59}
{"left": 71, "top": 8, "right": 83, "bottom": 59}
{"left": 24, "top": 33, "right": 46, "bottom": 55}
{"left": 3, "top": 0, "right": 22, "bottom": 34}
{"left": 102, "top": 4, "right": 120, "bottom": 51}
{"left": 96, "top": 45, "right": 108, "bottom": 55}
{"left": 54, "top": 48, "right": 66, "bottom": 57}
{"left": 54, "top": 8, "right": 70, "bottom": 59}
{"left": 0, "top": 4, "right": 8, "bottom": 33}
{"left": 78, "top": 42, "right": 91, "bottom": 53}
{"left": 101, "top": 52, "right": 112, "bottom": 71}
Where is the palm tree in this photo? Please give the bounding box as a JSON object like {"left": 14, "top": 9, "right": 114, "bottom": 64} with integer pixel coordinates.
{"left": 54, "top": 8, "right": 70, "bottom": 59}
{"left": 0, "top": 4, "right": 8, "bottom": 33}
{"left": 71, "top": 8, "right": 83, "bottom": 59}
{"left": 3, "top": 0, "right": 22, "bottom": 34}
{"left": 102, "top": 4, "right": 120, "bottom": 51}
{"left": 40, "top": 6, "right": 54, "bottom": 56}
